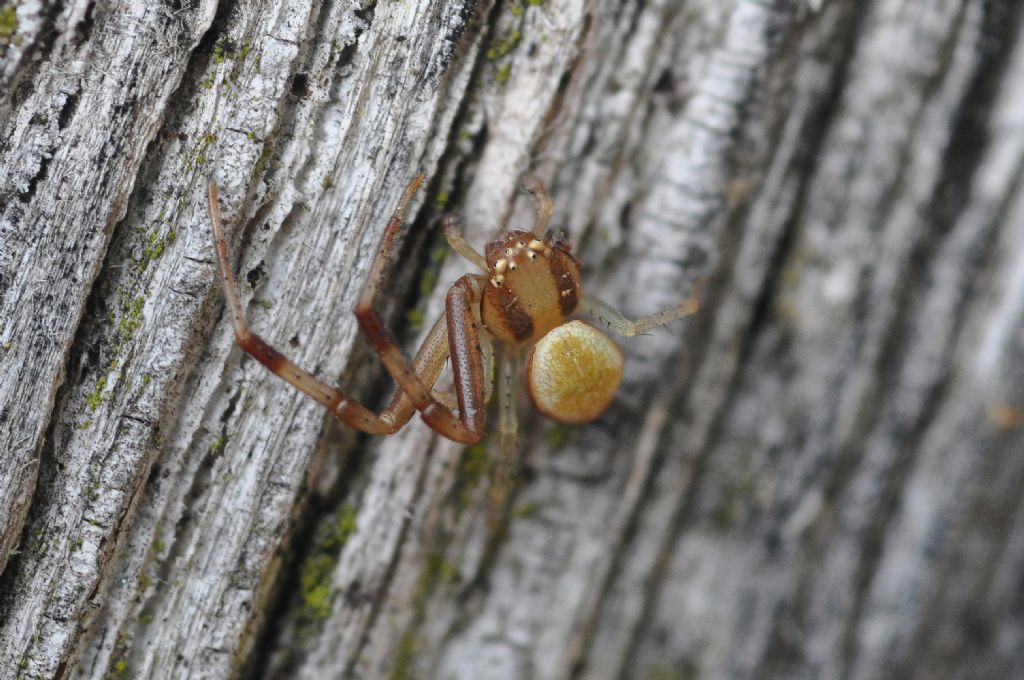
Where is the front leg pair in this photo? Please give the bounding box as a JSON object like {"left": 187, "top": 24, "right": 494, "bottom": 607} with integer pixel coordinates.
{"left": 209, "top": 177, "right": 487, "bottom": 444}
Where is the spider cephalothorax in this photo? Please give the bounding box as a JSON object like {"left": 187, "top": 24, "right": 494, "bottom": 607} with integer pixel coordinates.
{"left": 481, "top": 229, "right": 582, "bottom": 345}
{"left": 209, "top": 174, "right": 699, "bottom": 531}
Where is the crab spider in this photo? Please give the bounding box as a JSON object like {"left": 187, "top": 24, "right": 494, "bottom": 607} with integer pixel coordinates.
{"left": 209, "top": 175, "right": 699, "bottom": 536}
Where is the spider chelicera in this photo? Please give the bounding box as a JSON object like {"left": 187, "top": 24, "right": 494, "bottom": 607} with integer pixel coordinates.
{"left": 208, "top": 175, "right": 698, "bottom": 529}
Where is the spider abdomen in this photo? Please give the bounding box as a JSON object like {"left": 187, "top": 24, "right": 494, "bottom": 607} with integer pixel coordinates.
{"left": 524, "top": 320, "right": 625, "bottom": 424}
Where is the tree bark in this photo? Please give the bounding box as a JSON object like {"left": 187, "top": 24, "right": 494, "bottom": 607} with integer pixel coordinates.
{"left": 2, "top": 0, "right": 1023, "bottom": 678}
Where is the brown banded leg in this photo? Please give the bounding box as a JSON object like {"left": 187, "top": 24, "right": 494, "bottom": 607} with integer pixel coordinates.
{"left": 353, "top": 177, "right": 488, "bottom": 444}
{"left": 437, "top": 216, "right": 494, "bottom": 408}
{"left": 579, "top": 293, "right": 700, "bottom": 337}
{"left": 520, "top": 175, "right": 553, "bottom": 234}
{"left": 376, "top": 313, "right": 452, "bottom": 429}
{"left": 209, "top": 180, "right": 450, "bottom": 435}
{"left": 443, "top": 275, "right": 489, "bottom": 433}
{"left": 433, "top": 320, "right": 494, "bottom": 411}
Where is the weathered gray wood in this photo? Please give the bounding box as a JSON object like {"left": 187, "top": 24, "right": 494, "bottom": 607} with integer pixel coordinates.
{"left": 0, "top": 0, "right": 216, "bottom": 601}
{"left": 0, "top": 0, "right": 216, "bottom": 577}
{"left": 1, "top": 0, "right": 1023, "bottom": 679}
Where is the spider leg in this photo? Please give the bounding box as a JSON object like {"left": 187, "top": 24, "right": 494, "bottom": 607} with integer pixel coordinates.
{"left": 209, "top": 180, "right": 450, "bottom": 435}
{"left": 486, "top": 346, "right": 520, "bottom": 546}
{"left": 579, "top": 293, "right": 700, "bottom": 338}
{"left": 433, "top": 323, "right": 494, "bottom": 410}
{"left": 520, "top": 175, "right": 553, "bottom": 235}
{"left": 497, "top": 347, "right": 519, "bottom": 464}
{"left": 443, "top": 214, "right": 487, "bottom": 271}
{"left": 354, "top": 176, "right": 487, "bottom": 444}
{"left": 377, "top": 313, "right": 452, "bottom": 428}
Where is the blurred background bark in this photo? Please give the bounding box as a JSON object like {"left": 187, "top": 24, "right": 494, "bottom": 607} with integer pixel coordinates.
{"left": 1, "top": 0, "right": 1023, "bottom": 678}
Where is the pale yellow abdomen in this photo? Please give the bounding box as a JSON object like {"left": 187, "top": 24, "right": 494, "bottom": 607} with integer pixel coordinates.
{"left": 525, "top": 320, "right": 624, "bottom": 424}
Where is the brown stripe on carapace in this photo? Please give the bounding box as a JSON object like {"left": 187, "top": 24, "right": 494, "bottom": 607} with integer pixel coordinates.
{"left": 494, "top": 285, "right": 534, "bottom": 342}
{"left": 548, "top": 254, "right": 580, "bottom": 316}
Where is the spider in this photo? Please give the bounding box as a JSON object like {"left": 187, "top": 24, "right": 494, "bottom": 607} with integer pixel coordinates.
{"left": 208, "top": 175, "right": 698, "bottom": 531}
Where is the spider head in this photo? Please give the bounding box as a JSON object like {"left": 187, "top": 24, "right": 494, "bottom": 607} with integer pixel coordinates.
{"left": 482, "top": 229, "right": 574, "bottom": 281}
{"left": 484, "top": 230, "right": 547, "bottom": 277}
{"left": 480, "top": 229, "right": 583, "bottom": 345}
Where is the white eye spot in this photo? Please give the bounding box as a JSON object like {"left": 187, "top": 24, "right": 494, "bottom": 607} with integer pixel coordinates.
{"left": 528, "top": 252, "right": 537, "bottom": 260}
{"left": 517, "top": 241, "right": 525, "bottom": 247}
{"left": 504, "top": 249, "right": 511, "bottom": 256}
{"left": 509, "top": 263, "right": 517, "bottom": 270}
